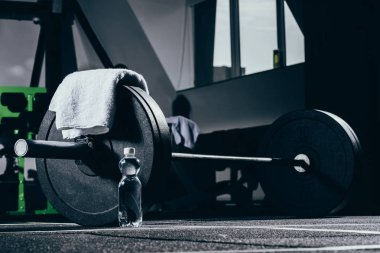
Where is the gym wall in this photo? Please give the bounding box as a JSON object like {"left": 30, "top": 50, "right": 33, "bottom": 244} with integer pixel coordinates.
{"left": 178, "top": 64, "right": 305, "bottom": 133}
{"left": 78, "top": 0, "right": 305, "bottom": 134}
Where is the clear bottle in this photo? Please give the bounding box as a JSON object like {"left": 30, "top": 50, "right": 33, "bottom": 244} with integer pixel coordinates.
{"left": 118, "top": 147, "right": 142, "bottom": 227}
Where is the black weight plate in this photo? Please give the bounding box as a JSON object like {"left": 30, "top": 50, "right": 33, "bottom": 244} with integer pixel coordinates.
{"left": 257, "top": 110, "right": 361, "bottom": 217}
{"left": 126, "top": 87, "right": 172, "bottom": 199}
{"left": 315, "top": 110, "right": 362, "bottom": 214}
{"left": 36, "top": 85, "right": 171, "bottom": 226}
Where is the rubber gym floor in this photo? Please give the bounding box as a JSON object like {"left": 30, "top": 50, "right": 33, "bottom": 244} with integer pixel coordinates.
{"left": 1, "top": 215, "right": 380, "bottom": 252}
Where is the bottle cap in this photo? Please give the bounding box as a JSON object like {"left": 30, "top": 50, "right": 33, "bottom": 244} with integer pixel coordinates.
{"left": 124, "top": 147, "right": 135, "bottom": 157}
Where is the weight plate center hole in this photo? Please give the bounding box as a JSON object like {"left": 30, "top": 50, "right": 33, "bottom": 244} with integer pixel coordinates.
{"left": 294, "top": 154, "right": 310, "bottom": 173}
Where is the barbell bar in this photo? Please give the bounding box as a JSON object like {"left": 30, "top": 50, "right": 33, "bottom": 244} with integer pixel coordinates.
{"left": 15, "top": 85, "right": 360, "bottom": 226}
{"left": 15, "top": 139, "right": 311, "bottom": 171}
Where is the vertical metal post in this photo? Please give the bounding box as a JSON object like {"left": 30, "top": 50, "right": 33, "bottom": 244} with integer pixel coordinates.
{"left": 30, "top": 26, "right": 45, "bottom": 87}
{"left": 44, "top": 0, "right": 63, "bottom": 100}
{"left": 276, "top": 0, "right": 286, "bottom": 67}
{"left": 44, "top": 0, "right": 79, "bottom": 99}
{"left": 16, "top": 157, "right": 26, "bottom": 214}
{"left": 193, "top": 0, "right": 217, "bottom": 85}
{"left": 61, "top": 0, "right": 78, "bottom": 78}
{"left": 230, "top": 0, "right": 241, "bottom": 77}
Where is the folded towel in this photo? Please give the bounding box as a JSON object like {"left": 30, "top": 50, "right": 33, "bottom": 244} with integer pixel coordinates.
{"left": 166, "top": 116, "right": 200, "bottom": 149}
{"left": 49, "top": 69, "right": 149, "bottom": 139}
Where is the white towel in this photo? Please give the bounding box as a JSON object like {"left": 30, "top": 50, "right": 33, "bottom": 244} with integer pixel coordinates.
{"left": 166, "top": 116, "right": 200, "bottom": 149}
{"left": 49, "top": 68, "right": 149, "bottom": 139}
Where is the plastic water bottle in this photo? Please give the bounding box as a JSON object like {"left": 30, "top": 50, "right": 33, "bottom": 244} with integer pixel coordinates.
{"left": 118, "top": 147, "right": 142, "bottom": 227}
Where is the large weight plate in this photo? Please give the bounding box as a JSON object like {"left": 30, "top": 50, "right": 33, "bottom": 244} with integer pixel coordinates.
{"left": 257, "top": 110, "right": 361, "bottom": 217}
{"left": 36, "top": 85, "right": 171, "bottom": 226}
{"left": 126, "top": 86, "right": 172, "bottom": 201}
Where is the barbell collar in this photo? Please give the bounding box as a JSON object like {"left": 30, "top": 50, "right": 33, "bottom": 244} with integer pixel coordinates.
{"left": 14, "top": 139, "right": 94, "bottom": 160}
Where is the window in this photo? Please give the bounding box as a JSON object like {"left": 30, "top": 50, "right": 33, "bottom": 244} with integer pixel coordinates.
{"left": 240, "top": 0, "right": 277, "bottom": 75}
{"left": 189, "top": 0, "right": 305, "bottom": 89}
{"left": 285, "top": 1, "right": 305, "bottom": 66}
{"left": 213, "top": 0, "right": 232, "bottom": 82}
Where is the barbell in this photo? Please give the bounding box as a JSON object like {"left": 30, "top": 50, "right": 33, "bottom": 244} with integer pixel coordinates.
{"left": 14, "top": 86, "right": 361, "bottom": 226}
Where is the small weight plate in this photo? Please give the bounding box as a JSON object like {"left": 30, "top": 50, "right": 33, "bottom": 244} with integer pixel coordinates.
{"left": 36, "top": 85, "right": 171, "bottom": 226}
{"left": 257, "top": 110, "right": 361, "bottom": 217}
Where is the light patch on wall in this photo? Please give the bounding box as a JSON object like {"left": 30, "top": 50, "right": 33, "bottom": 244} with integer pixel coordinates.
{"left": 72, "top": 19, "right": 103, "bottom": 71}
{"left": 128, "top": 0, "right": 194, "bottom": 90}
{"left": 9, "top": 65, "right": 26, "bottom": 77}
{"left": 25, "top": 58, "right": 35, "bottom": 69}
{"left": 0, "top": 20, "right": 40, "bottom": 86}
